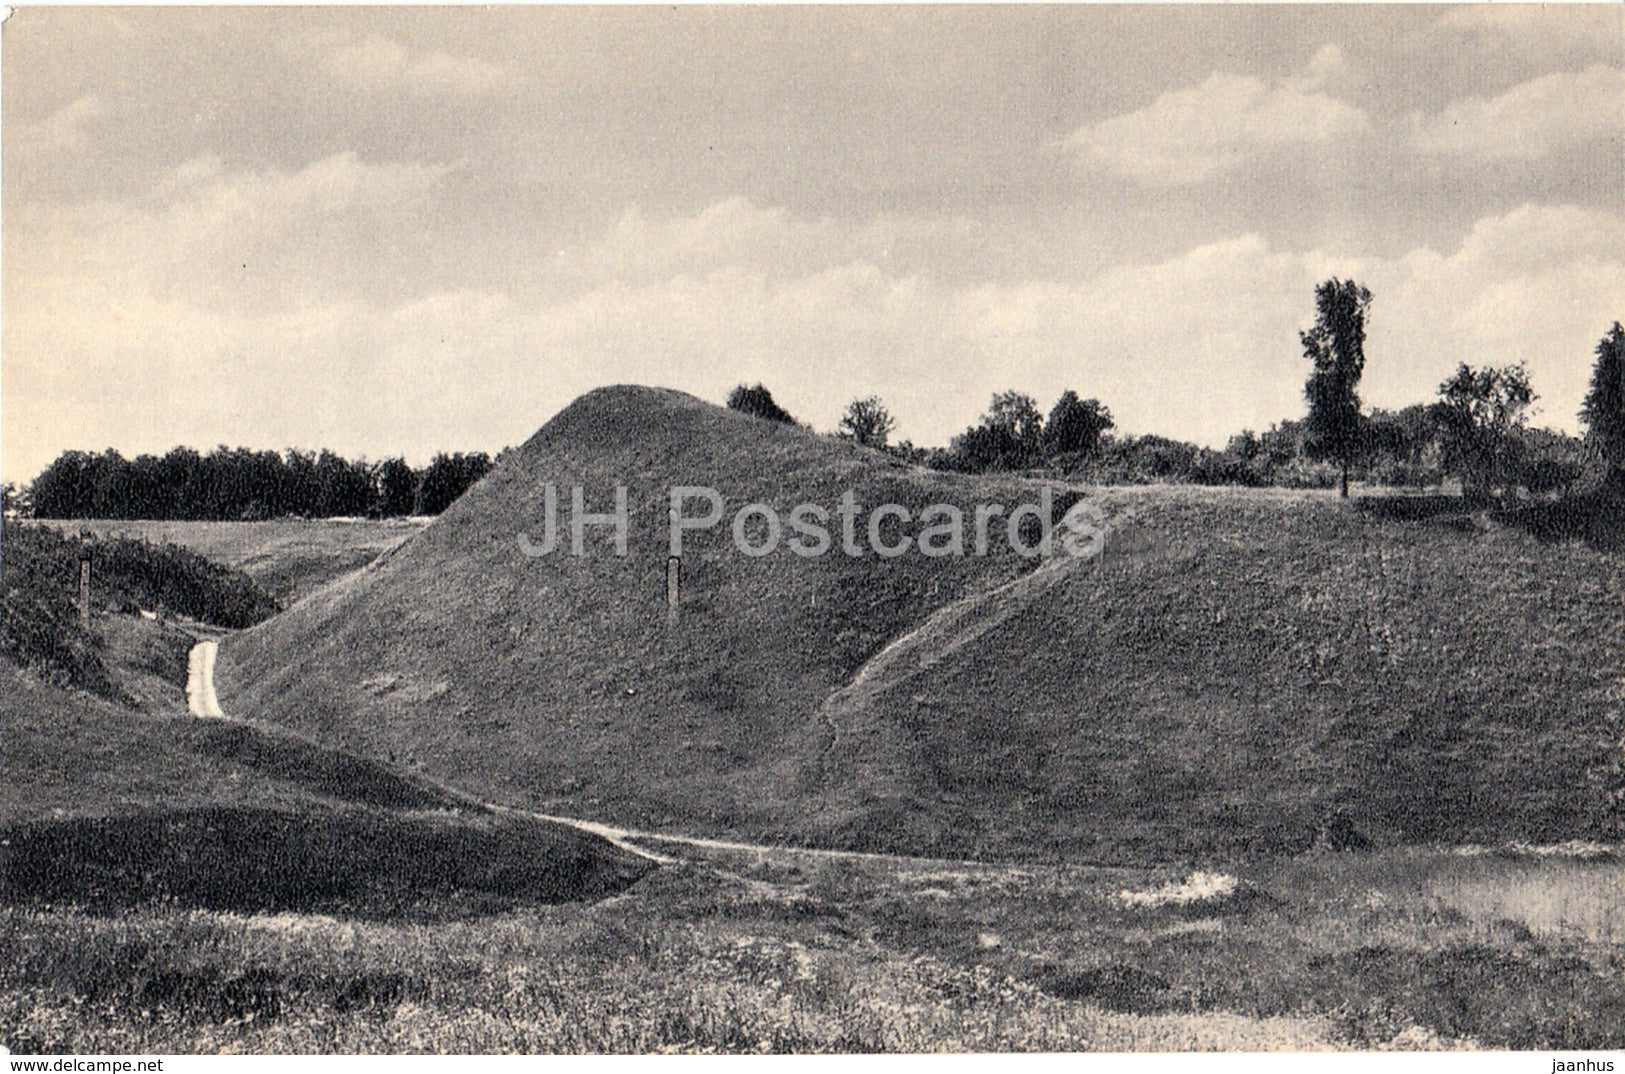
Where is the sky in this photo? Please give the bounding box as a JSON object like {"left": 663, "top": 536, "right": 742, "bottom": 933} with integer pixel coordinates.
{"left": 3, "top": 4, "right": 1622, "bottom": 481}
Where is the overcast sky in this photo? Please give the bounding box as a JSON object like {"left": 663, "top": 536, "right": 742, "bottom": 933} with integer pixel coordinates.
{"left": 4, "top": 5, "right": 1622, "bottom": 480}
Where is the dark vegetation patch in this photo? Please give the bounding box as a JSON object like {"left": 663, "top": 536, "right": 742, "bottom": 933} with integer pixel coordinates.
{"left": 2, "top": 523, "right": 125, "bottom": 697}
{"left": 182, "top": 721, "right": 475, "bottom": 813}
{"left": 1358, "top": 488, "right": 1625, "bottom": 552}
{"left": 1037, "top": 963, "right": 1178, "bottom": 1013}
{"left": 0, "top": 806, "right": 650, "bottom": 920}
{"left": 1496, "top": 489, "right": 1625, "bottom": 553}
{"left": 1306, "top": 942, "right": 1625, "bottom": 1050}
{"left": 3, "top": 936, "right": 461, "bottom": 1047}
{"left": 2, "top": 521, "right": 280, "bottom": 700}
{"left": 91, "top": 537, "right": 281, "bottom": 627}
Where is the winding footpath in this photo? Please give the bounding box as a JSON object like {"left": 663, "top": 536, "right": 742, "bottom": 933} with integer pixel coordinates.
{"left": 185, "top": 639, "right": 225, "bottom": 718}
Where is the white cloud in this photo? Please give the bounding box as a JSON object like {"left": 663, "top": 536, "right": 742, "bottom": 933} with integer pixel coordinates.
{"left": 5, "top": 189, "right": 1619, "bottom": 481}
{"left": 1411, "top": 65, "right": 1625, "bottom": 159}
{"left": 565, "top": 198, "right": 1001, "bottom": 287}
{"left": 1358, "top": 204, "right": 1625, "bottom": 425}
{"left": 1068, "top": 52, "right": 1369, "bottom": 186}
{"left": 1294, "top": 44, "right": 1348, "bottom": 91}
{"left": 322, "top": 33, "right": 514, "bottom": 97}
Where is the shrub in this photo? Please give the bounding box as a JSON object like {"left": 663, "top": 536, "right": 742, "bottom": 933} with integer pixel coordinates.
{"left": 726, "top": 384, "right": 797, "bottom": 425}
{"left": 94, "top": 537, "right": 281, "bottom": 629}
{"left": 0, "top": 522, "right": 281, "bottom": 697}
{"left": 1, "top": 524, "right": 122, "bottom": 697}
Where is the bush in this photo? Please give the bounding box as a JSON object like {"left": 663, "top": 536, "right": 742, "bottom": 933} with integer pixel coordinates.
{"left": 726, "top": 384, "right": 797, "bottom": 425}
{"left": 94, "top": 538, "right": 281, "bottom": 629}
{"left": 0, "top": 522, "right": 281, "bottom": 698}
{"left": 1189, "top": 449, "right": 1267, "bottom": 487}
{"left": 1, "top": 524, "right": 122, "bottom": 697}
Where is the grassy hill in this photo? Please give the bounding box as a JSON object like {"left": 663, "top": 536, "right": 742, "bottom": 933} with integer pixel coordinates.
{"left": 219, "top": 386, "right": 1625, "bottom": 862}
{"left": 1, "top": 515, "right": 651, "bottom": 916}
{"left": 36, "top": 518, "right": 427, "bottom": 605}
{"left": 2, "top": 661, "right": 651, "bottom": 918}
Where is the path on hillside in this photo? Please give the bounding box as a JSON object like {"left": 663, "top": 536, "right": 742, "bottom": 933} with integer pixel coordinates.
{"left": 186, "top": 639, "right": 225, "bottom": 718}
{"left": 185, "top": 642, "right": 996, "bottom": 870}
{"left": 816, "top": 552, "right": 1092, "bottom": 768}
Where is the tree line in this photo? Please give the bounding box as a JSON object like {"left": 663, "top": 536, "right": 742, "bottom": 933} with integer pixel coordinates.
{"left": 11, "top": 301, "right": 1620, "bottom": 518}
{"left": 14, "top": 446, "right": 494, "bottom": 520}
{"left": 728, "top": 302, "right": 1625, "bottom": 499}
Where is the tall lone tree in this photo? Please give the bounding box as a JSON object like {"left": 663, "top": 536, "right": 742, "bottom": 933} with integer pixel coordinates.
{"left": 1301, "top": 278, "right": 1373, "bottom": 498}
{"left": 1581, "top": 321, "right": 1625, "bottom": 493}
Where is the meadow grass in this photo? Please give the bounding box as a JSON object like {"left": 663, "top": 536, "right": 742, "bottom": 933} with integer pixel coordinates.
{"left": 4, "top": 846, "right": 1619, "bottom": 1053}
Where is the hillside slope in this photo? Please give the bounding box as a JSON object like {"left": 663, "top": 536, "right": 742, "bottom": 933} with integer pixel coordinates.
{"left": 37, "top": 518, "right": 427, "bottom": 605}
{"left": 220, "top": 387, "right": 1625, "bottom": 861}
{"left": 809, "top": 488, "right": 1625, "bottom": 858}
{"left": 221, "top": 387, "right": 1046, "bottom": 839}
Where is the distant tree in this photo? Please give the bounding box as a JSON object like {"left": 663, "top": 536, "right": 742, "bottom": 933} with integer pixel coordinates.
{"left": 377, "top": 457, "right": 418, "bottom": 517}
{"left": 1518, "top": 427, "right": 1588, "bottom": 499}
{"left": 158, "top": 446, "right": 207, "bottom": 518}
{"left": 837, "top": 395, "right": 897, "bottom": 449}
{"left": 414, "top": 452, "right": 493, "bottom": 515}
{"left": 1431, "top": 362, "right": 1537, "bottom": 498}
{"left": 1, "top": 482, "right": 24, "bottom": 517}
{"left": 949, "top": 391, "right": 1046, "bottom": 471}
{"left": 1581, "top": 322, "right": 1625, "bottom": 492}
{"left": 1044, "top": 391, "right": 1114, "bottom": 458}
{"left": 1226, "top": 430, "right": 1263, "bottom": 461}
{"left": 987, "top": 391, "right": 1045, "bottom": 449}
{"left": 1259, "top": 420, "right": 1307, "bottom": 467}
{"left": 726, "top": 383, "right": 797, "bottom": 425}
{"left": 28, "top": 450, "right": 92, "bottom": 518}
{"left": 313, "top": 450, "right": 375, "bottom": 518}
{"left": 1301, "top": 278, "right": 1373, "bottom": 497}
{"left": 1362, "top": 404, "right": 1443, "bottom": 487}
{"left": 885, "top": 439, "right": 930, "bottom": 466}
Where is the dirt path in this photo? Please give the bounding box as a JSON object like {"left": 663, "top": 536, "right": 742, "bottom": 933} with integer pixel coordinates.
{"left": 815, "top": 553, "right": 1089, "bottom": 769}
{"left": 186, "top": 639, "right": 225, "bottom": 718}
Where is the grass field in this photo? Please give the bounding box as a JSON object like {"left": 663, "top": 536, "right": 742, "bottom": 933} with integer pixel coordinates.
{"left": 34, "top": 518, "right": 427, "bottom": 605}
{"left": 4, "top": 833, "right": 1620, "bottom": 1052}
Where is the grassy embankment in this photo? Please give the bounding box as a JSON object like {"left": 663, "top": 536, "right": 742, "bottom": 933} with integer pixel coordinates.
{"left": 33, "top": 517, "right": 427, "bottom": 606}
{"left": 219, "top": 387, "right": 1625, "bottom": 861}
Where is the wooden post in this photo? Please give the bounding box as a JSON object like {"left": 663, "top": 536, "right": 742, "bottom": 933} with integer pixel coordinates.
{"left": 665, "top": 555, "right": 680, "bottom": 628}
{"left": 78, "top": 544, "right": 93, "bottom": 632}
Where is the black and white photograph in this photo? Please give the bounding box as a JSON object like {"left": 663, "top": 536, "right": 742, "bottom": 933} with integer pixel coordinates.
{"left": 2, "top": 3, "right": 1623, "bottom": 1058}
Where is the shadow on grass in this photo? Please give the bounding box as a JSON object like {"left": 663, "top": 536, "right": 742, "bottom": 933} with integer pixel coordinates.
{"left": 1307, "top": 942, "right": 1625, "bottom": 1050}
{"left": 0, "top": 806, "right": 652, "bottom": 920}
{"left": 181, "top": 720, "right": 475, "bottom": 812}
{"left": 1356, "top": 489, "right": 1623, "bottom": 552}
{"left": 1494, "top": 491, "right": 1624, "bottom": 553}
{"left": 1353, "top": 493, "right": 1481, "bottom": 533}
